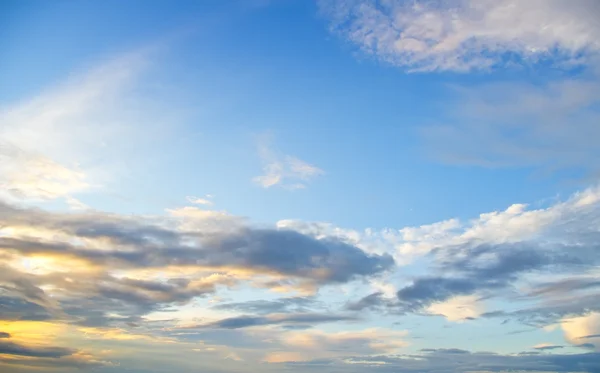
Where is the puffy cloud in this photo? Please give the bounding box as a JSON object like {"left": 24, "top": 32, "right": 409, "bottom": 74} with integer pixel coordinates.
{"left": 322, "top": 0, "right": 600, "bottom": 72}
{"left": 288, "top": 185, "right": 600, "bottom": 327}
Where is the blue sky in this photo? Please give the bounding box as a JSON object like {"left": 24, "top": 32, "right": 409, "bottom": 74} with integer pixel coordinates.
{"left": 1, "top": 1, "right": 600, "bottom": 373}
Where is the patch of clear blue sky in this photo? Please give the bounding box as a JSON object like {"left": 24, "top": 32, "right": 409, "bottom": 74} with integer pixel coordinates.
{"left": 0, "top": 0, "right": 581, "bottom": 229}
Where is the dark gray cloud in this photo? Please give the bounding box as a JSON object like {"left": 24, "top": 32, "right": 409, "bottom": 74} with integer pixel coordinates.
{"left": 0, "top": 296, "right": 53, "bottom": 322}
{"left": 528, "top": 278, "right": 600, "bottom": 298}
{"left": 578, "top": 343, "right": 597, "bottom": 350}
{"left": 0, "top": 332, "right": 10, "bottom": 338}
{"left": 345, "top": 292, "right": 385, "bottom": 311}
{"left": 420, "top": 348, "right": 469, "bottom": 354}
{"left": 581, "top": 334, "right": 600, "bottom": 340}
{"left": 0, "top": 200, "right": 392, "bottom": 328}
{"left": 0, "top": 340, "right": 74, "bottom": 358}
{"left": 396, "top": 277, "right": 487, "bottom": 310}
{"left": 198, "top": 229, "right": 393, "bottom": 283}
{"left": 188, "top": 313, "right": 357, "bottom": 329}
{"left": 0, "top": 201, "right": 393, "bottom": 284}
{"left": 395, "top": 241, "right": 594, "bottom": 315}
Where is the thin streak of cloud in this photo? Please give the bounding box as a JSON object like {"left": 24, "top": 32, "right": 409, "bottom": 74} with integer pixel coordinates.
{"left": 253, "top": 134, "right": 324, "bottom": 189}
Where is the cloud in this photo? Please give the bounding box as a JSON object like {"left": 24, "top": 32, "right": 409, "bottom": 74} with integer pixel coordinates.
{"left": 0, "top": 142, "right": 89, "bottom": 201}
{"left": 345, "top": 292, "right": 386, "bottom": 311}
{"left": 285, "top": 185, "right": 600, "bottom": 327}
{"left": 291, "top": 349, "right": 600, "bottom": 373}
{"left": 253, "top": 135, "right": 323, "bottom": 189}
{"left": 0, "top": 50, "right": 151, "bottom": 202}
{"left": 0, "top": 340, "right": 74, "bottom": 358}
{"left": 264, "top": 328, "right": 408, "bottom": 363}
{"left": 187, "top": 195, "right": 214, "bottom": 206}
{"left": 420, "top": 348, "right": 469, "bottom": 354}
{"left": 426, "top": 295, "right": 485, "bottom": 322}
{"left": 214, "top": 297, "right": 315, "bottom": 315}
{"left": 187, "top": 313, "right": 357, "bottom": 330}
{"left": 0, "top": 198, "right": 392, "bottom": 328}
{"left": 393, "top": 238, "right": 592, "bottom": 317}
{"left": 421, "top": 77, "right": 600, "bottom": 171}
{"left": 562, "top": 313, "right": 600, "bottom": 351}
{"left": 322, "top": 0, "right": 600, "bottom": 72}
{"left": 533, "top": 343, "right": 564, "bottom": 351}
{"left": 0, "top": 45, "right": 187, "bottom": 207}
{"left": 321, "top": 2, "right": 600, "bottom": 173}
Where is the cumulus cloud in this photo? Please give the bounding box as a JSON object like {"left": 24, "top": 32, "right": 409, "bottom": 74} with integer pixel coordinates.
{"left": 284, "top": 185, "right": 600, "bottom": 328}
{"left": 253, "top": 135, "right": 323, "bottom": 189}
{"left": 322, "top": 0, "right": 600, "bottom": 72}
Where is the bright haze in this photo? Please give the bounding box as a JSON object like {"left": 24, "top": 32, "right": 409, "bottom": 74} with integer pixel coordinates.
{"left": 1, "top": 1, "right": 600, "bottom": 372}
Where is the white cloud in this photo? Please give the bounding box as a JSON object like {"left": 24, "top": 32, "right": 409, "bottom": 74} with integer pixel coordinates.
{"left": 186, "top": 195, "right": 214, "bottom": 206}
{"left": 561, "top": 312, "right": 600, "bottom": 351}
{"left": 322, "top": 0, "right": 600, "bottom": 71}
{"left": 426, "top": 295, "right": 485, "bottom": 322}
{"left": 264, "top": 328, "right": 408, "bottom": 363}
{"left": 166, "top": 206, "right": 245, "bottom": 234}
{"left": 253, "top": 135, "right": 324, "bottom": 189}
{"left": 0, "top": 143, "right": 89, "bottom": 200}
{"left": 281, "top": 185, "right": 600, "bottom": 264}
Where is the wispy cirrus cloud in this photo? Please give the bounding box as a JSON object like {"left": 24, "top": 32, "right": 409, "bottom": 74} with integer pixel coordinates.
{"left": 421, "top": 77, "right": 600, "bottom": 172}
{"left": 0, "top": 50, "right": 147, "bottom": 201}
{"left": 0, "top": 45, "right": 185, "bottom": 205}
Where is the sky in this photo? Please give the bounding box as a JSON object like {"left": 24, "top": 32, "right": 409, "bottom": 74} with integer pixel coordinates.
{"left": 0, "top": 1, "right": 600, "bottom": 372}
